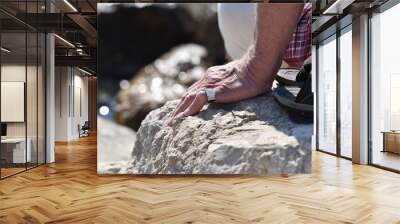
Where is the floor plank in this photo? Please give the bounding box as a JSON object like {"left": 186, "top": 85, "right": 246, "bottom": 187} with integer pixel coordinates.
{"left": 1, "top": 135, "right": 400, "bottom": 224}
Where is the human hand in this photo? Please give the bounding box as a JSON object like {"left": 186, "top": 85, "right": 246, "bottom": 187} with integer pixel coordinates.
{"left": 167, "top": 54, "right": 272, "bottom": 126}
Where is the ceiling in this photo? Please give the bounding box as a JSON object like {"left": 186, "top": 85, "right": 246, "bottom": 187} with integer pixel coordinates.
{"left": 4, "top": 0, "right": 347, "bottom": 74}
{"left": 0, "top": 0, "right": 102, "bottom": 72}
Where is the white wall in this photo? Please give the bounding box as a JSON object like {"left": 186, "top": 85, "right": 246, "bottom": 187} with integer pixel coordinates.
{"left": 71, "top": 73, "right": 89, "bottom": 138}
{"left": 55, "top": 66, "right": 69, "bottom": 141}
{"left": 54, "top": 67, "right": 89, "bottom": 141}
{"left": 1, "top": 63, "right": 47, "bottom": 164}
{"left": 1, "top": 65, "right": 26, "bottom": 137}
{"left": 1, "top": 65, "right": 40, "bottom": 138}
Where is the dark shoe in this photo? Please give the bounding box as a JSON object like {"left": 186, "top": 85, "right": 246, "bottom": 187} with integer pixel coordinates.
{"left": 296, "top": 62, "right": 311, "bottom": 83}
{"left": 275, "top": 68, "right": 303, "bottom": 86}
{"left": 272, "top": 75, "right": 313, "bottom": 123}
{"left": 275, "top": 62, "right": 311, "bottom": 87}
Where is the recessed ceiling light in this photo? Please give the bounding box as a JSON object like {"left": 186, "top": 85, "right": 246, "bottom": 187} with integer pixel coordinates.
{"left": 54, "top": 34, "right": 75, "bottom": 48}
{"left": 323, "top": 0, "right": 355, "bottom": 15}
{"left": 63, "top": 0, "right": 78, "bottom": 12}
{"left": 78, "top": 67, "right": 92, "bottom": 76}
{"left": 1, "top": 47, "right": 11, "bottom": 53}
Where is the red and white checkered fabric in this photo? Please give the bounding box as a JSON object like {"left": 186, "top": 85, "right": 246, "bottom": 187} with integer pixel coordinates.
{"left": 283, "top": 3, "right": 312, "bottom": 66}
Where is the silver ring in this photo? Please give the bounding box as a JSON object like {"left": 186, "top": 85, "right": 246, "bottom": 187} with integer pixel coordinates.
{"left": 205, "top": 88, "right": 216, "bottom": 102}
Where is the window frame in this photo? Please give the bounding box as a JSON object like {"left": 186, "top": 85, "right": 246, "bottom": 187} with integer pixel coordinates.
{"left": 315, "top": 23, "right": 353, "bottom": 161}
{"left": 0, "top": 0, "right": 48, "bottom": 180}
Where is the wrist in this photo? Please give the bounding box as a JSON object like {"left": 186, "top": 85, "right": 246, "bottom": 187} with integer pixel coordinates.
{"left": 242, "top": 46, "right": 273, "bottom": 89}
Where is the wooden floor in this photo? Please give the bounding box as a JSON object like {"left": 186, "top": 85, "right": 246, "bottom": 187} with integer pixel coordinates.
{"left": 1, "top": 163, "right": 44, "bottom": 178}
{"left": 372, "top": 150, "right": 400, "bottom": 171}
{"left": 1, "top": 167, "right": 26, "bottom": 178}
{"left": 1, "top": 135, "right": 400, "bottom": 224}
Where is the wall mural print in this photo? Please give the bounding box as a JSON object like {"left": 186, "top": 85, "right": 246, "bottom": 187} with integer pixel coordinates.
{"left": 97, "top": 3, "right": 313, "bottom": 175}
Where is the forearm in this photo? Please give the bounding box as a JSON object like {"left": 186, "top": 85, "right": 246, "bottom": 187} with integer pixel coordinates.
{"left": 246, "top": 3, "right": 304, "bottom": 86}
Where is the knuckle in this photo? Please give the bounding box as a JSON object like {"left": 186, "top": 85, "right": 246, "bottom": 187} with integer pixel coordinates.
{"left": 186, "top": 93, "right": 196, "bottom": 101}
{"left": 206, "top": 66, "right": 217, "bottom": 72}
{"left": 196, "top": 91, "right": 207, "bottom": 101}
{"left": 181, "top": 94, "right": 189, "bottom": 101}
{"left": 195, "top": 91, "right": 203, "bottom": 98}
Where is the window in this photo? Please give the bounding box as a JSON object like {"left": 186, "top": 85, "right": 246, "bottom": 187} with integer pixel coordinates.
{"left": 317, "top": 35, "right": 337, "bottom": 154}
{"left": 339, "top": 27, "right": 352, "bottom": 158}
{"left": 0, "top": 1, "right": 47, "bottom": 179}
{"left": 316, "top": 25, "right": 353, "bottom": 159}
{"left": 370, "top": 2, "right": 400, "bottom": 171}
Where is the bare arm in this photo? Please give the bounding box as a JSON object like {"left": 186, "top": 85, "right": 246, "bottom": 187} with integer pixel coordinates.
{"left": 246, "top": 3, "right": 304, "bottom": 88}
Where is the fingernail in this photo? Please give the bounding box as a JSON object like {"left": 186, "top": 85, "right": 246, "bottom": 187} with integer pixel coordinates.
{"left": 167, "top": 118, "right": 173, "bottom": 127}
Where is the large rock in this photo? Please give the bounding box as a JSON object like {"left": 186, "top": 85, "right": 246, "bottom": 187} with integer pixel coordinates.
{"left": 114, "top": 44, "right": 211, "bottom": 130}
{"left": 110, "top": 94, "right": 312, "bottom": 175}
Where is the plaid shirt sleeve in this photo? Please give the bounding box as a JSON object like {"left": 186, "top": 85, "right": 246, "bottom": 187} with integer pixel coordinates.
{"left": 283, "top": 3, "right": 312, "bottom": 66}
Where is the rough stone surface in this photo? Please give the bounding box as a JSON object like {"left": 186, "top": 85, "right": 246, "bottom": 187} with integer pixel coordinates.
{"left": 109, "top": 94, "right": 312, "bottom": 175}
{"left": 97, "top": 118, "right": 136, "bottom": 174}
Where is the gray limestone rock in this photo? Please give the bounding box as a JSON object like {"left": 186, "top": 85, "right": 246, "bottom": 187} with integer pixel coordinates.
{"left": 122, "top": 94, "right": 312, "bottom": 175}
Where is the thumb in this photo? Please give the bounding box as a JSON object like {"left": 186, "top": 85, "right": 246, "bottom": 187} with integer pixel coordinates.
{"left": 183, "top": 90, "right": 208, "bottom": 116}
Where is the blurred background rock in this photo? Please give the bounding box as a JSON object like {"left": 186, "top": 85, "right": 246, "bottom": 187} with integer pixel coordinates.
{"left": 98, "top": 3, "right": 226, "bottom": 130}
{"left": 114, "top": 44, "right": 212, "bottom": 130}
{"left": 97, "top": 117, "right": 136, "bottom": 170}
